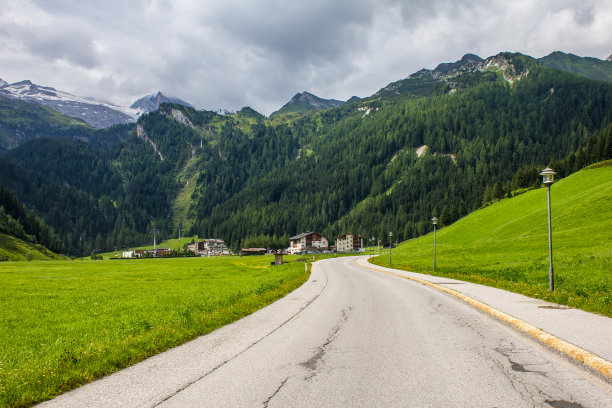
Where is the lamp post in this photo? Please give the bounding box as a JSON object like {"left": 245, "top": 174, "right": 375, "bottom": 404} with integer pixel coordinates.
{"left": 370, "top": 237, "right": 375, "bottom": 258}
{"left": 540, "top": 168, "right": 556, "bottom": 292}
{"left": 432, "top": 217, "right": 438, "bottom": 272}
{"left": 389, "top": 231, "right": 393, "bottom": 266}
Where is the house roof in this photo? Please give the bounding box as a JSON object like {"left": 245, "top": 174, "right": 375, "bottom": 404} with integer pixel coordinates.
{"left": 289, "top": 231, "right": 313, "bottom": 240}
{"left": 289, "top": 231, "right": 328, "bottom": 241}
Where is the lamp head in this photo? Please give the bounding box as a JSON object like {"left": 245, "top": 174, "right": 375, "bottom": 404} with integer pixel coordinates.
{"left": 540, "top": 168, "right": 556, "bottom": 186}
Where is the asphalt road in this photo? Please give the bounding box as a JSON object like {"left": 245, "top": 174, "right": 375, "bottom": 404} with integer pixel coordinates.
{"left": 158, "top": 257, "right": 611, "bottom": 408}
{"left": 40, "top": 256, "right": 612, "bottom": 408}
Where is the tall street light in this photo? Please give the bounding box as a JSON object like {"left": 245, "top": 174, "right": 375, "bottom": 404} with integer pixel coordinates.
{"left": 540, "top": 167, "right": 556, "bottom": 292}
{"left": 389, "top": 231, "right": 393, "bottom": 267}
{"left": 432, "top": 217, "right": 438, "bottom": 272}
{"left": 370, "top": 237, "right": 375, "bottom": 258}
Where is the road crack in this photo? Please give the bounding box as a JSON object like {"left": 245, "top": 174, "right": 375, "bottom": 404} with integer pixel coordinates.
{"left": 299, "top": 306, "right": 352, "bottom": 380}
{"left": 262, "top": 377, "right": 289, "bottom": 407}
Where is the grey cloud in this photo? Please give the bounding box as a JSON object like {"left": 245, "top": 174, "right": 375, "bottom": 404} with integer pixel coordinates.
{"left": 9, "top": 23, "right": 101, "bottom": 68}
{"left": 1, "top": 0, "right": 611, "bottom": 116}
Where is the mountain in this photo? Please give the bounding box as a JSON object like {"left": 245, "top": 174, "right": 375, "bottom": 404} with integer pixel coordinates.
{"left": 0, "top": 78, "right": 7, "bottom": 87}
{"left": 607, "top": 54, "right": 612, "bottom": 62}
{"left": 433, "top": 53, "right": 484, "bottom": 73}
{"left": 372, "top": 53, "right": 527, "bottom": 100}
{"left": 1, "top": 51, "right": 611, "bottom": 256}
{"left": 270, "top": 91, "right": 345, "bottom": 116}
{"left": 538, "top": 51, "right": 612, "bottom": 82}
{"left": 0, "top": 80, "right": 139, "bottom": 128}
{"left": 0, "top": 95, "right": 134, "bottom": 153}
{"left": 130, "top": 91, "right": 194, "bottom": 115}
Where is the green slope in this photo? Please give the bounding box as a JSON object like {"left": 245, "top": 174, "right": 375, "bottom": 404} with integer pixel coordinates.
{"left": 539, "top": 51, "right": 612, "bottom": 82}
{"left": 0, "top": 232, "right": 61, "bottom": 261}
{"left": 372, "top": 161, "right": 612, "bottom": 317}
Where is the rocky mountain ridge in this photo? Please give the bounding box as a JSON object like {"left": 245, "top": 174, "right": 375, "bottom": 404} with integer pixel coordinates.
{"left": 270, "top": 91, "right": 345, "bottom": 116}
{"left": 0, "top": 80, "right": 138, "bottom": 128}
{"left": 130, "top": 91, "right": 193, "bottom": 115}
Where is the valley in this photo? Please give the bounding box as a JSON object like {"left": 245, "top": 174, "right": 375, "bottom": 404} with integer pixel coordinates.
{"left": 2, "top": 52, "right": 611, "bottom": 258}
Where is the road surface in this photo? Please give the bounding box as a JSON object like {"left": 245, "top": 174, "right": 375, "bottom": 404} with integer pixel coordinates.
{"left": 41, "top": 256, "right": 612, "bottom": 407}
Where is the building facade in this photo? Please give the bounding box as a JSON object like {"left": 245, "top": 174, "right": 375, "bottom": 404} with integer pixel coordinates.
{"left": 336, "top": 233, "right": 363, "bottom": 252}
{"left": 187, "top": 239, "right": 230, "bottom": 256}
{"left": 288, "top": 232, "right": 329, "bottom": 254}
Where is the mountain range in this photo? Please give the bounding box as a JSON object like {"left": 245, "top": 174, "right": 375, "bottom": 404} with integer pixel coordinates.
{"left": 0, "top": 50, "right": 611, "bottom": 256}
{"left": 0, "top": 80, "right": 193, "bottom": 129}
{"left": 1, "top": 50, "right": 610, "bottom": 132}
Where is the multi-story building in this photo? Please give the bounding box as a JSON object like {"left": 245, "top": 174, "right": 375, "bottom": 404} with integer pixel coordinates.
{"left": 336, "top": 233, "right": 363, "bottom": 252}
{"left": 187, "top": 239, "right": 230, "bottom": 256}
{"left": 288, "top": 232, "right": 329, "bottom": 254}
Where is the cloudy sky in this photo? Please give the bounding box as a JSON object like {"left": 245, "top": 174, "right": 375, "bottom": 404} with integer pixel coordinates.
{"left": 0, "top": 0, "right": 610, "bottom": 116}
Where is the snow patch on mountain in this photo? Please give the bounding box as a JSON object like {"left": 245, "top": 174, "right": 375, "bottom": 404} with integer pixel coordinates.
{"left": 0, "top": 80, "right": 140, "bottom": 128}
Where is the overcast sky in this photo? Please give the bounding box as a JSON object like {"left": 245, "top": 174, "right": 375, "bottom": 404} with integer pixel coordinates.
{"left": 0, "top": 0, "right": 610, "bottom": 116}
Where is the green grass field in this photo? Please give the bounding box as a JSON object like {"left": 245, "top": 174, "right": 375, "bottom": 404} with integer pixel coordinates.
{"left": 0, "top": 255, "right": 309, "bottom": 407}
{"left": 372, "top": 161, "right": 612, "bottom": 317}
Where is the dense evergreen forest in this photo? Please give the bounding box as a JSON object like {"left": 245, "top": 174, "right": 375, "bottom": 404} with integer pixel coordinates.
{"left": 0, "top": 180, "right": 62, "bottom": 254}
{"left": 0, "top": 52, "right": 611, "bottom": 255}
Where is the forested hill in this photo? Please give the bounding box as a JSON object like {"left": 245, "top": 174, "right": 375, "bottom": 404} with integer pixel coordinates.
{"left": 1, "top": 51, "right": 611, "bottom": 255}
{"left": 0, "top": 180, "right": 63, "bottom": 259}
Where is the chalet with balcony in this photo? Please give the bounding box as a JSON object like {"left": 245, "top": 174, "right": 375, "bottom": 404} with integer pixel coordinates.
{"left": 288, "top": 232, "right": 329, "bottom": 254}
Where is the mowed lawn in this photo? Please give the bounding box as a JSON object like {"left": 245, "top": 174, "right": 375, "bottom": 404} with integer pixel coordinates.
{"left": 0, "top": 256, "right": 308, "bottom": 407}
{"left": 372, "top": 162, "right": 612, "bottom": 317}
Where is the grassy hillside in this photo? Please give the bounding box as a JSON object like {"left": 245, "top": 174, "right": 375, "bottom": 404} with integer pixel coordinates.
{"left": 0, "top": 256, "right": 309, "bottom": 407}
{"left": 539, "top": 51, "right": 612, "bottom": 82}
{"left": 0, "top": 233, "right": 61, "bottom": 261}
{"left": 372, "top": 161, "right": 612, "bottom": 317}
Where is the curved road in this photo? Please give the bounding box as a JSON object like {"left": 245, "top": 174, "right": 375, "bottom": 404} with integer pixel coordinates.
{"left": 41, "top": 256, "right": 612, "bottom": 407}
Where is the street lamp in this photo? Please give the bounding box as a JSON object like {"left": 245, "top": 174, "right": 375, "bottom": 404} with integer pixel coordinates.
{"left": 540, "top": 167, "right": 556, "bottom": 292}
{"left": 370, "top": 237, "right": 375, "bottom": 258}
{"left": 432, "top": 217, "right": 438, "bottom": 272}
{"left": 389, "top": 231, "right": 393, "bottom": 266}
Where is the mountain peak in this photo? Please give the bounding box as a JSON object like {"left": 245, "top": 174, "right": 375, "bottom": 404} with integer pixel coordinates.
{"left": 0, "top": 78, "right": 7, "bottom": 87}
{"left": 434, "top": 53, "right": 483, "bottom": 74}
{"left": 607, "top": 54, "right": 612, "bottom": 62}
{"left": 271, "top": 91, "right": 344, "bottom": 117}
{"left": 130, "top": 91, "right": 193, "bottom": 114}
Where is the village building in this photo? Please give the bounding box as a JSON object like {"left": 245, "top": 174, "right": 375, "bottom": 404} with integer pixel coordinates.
{"left": 121, "top": 248, "right": 172, "bottom": 258}
{"left": 336, "top": 233, "right": 363, "bottom": 252}
{"left": 288, "top": 232, "right": 329, "bottom": 254}
{"left": 187, "top": 239, "right": 230, "bottom": 256}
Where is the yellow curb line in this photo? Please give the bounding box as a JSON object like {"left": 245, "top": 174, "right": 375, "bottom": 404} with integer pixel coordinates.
{"left": 356, "top": 260, "right": 612, "bottom": 380}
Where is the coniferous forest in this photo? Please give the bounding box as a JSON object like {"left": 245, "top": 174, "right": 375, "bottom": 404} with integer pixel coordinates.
{"left": 0, "top": 52, "right": 611, "bottom": 255}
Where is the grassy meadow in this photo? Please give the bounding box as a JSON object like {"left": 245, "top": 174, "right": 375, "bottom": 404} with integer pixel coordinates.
{"left": 0, "top": 255, "right": 309, "bottom": 407}
{"left": 372, "top": 162, "right": 612, "bottom": 317}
